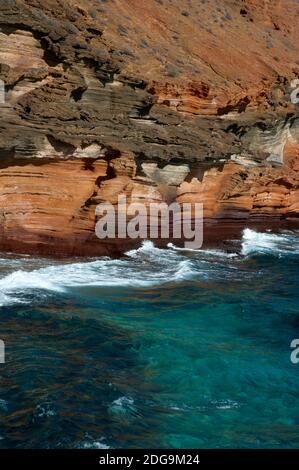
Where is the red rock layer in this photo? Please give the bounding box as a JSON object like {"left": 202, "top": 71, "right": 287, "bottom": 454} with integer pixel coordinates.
{"left": 0, "top": 1, "right": 299, "bottom": 255}
{"left": 0, "top": 147, "right": 298, "bottom": 256}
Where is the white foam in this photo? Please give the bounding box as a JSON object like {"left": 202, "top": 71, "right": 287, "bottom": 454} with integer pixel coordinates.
{"left": 168, "top": 243, "right": 238, "bottom": 258}
{"left": 0, "top": 292, "right": 15, "bottom": 307}
{"left": 241, "top": 228, "right": 298, "bottom": 256}
{"left": 35, "top": 403, "right": 56, "bottom": 418}
{"left": 174, "top": 259, "right": 198, "bottom": 280}
{"left": 0, "top": 269, "right": 65, "bottom": 293}
{"left": 81, "top": 438, "right": 110, "bottom": 449}
{"left": 109, "top": 396, "right": 138, "bottom": 416}
{"left": 126, "top": 240, "right": 158, "bottom": 257}
{"left": 3, "top": 231, "right": 295, "bottom": 308}
{"left": 111, "top": 396, "right": 134, "bottom": 407}
{"left": 211, "top": 399, "right": 240, "bottom": 410}
{"left": 0, "top": 242, "right": 200, "bottom": 306}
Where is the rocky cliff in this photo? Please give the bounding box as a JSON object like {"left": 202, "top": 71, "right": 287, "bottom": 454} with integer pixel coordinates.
{"left": 0, "top": 0, "right": 299, "bottom": 255}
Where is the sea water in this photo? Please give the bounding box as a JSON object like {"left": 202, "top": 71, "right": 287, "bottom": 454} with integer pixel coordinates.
{"left": 0, "top": 229, "right": 299, "bottom": 449}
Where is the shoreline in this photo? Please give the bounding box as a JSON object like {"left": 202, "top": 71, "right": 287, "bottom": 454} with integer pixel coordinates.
{"left": 0, "top": 218, "right": 298, "bottom": 259}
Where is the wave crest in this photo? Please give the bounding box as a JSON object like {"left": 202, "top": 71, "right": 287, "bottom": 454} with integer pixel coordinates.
{"left": 241, "top": 228, "right": 299, "bottom": 256}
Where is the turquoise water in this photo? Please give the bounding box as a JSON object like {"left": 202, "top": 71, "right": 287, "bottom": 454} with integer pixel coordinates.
{"left": 0, "top": 229, "right": 299, "bottom": 449}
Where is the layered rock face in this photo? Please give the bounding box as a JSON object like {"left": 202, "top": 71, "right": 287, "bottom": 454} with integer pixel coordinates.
{"left": 0, "top": 0, "right": 299, "bottom": 255}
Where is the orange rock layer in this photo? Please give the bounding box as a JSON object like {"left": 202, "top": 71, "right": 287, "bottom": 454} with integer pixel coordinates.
{"left": 0, "top": 0, "right": 299, "bottom": 255}
{"left": 0, "top": 147, "right": 299, "bottom": 256}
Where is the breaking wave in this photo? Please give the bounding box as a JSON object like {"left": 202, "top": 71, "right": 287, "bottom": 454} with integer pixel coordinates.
{"left": 241, "top": 228, "right": 299, "bottom": 257}
{"left": 1, "top": 229, "right": 299, "bottom": 307}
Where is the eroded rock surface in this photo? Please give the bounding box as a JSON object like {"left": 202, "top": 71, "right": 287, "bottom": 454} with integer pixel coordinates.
{"left": 0, "top": 0, "right": 299, "bottom": 255}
